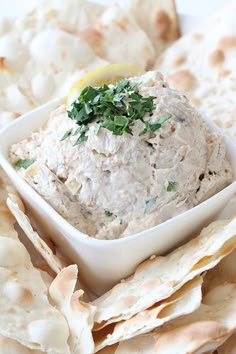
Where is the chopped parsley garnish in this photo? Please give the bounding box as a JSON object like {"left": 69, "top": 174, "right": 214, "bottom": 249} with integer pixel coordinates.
{"left": 73, "top": 125, "right": 89, "bottom": 146}
{"left": 139, "top": 114, "right": 172, "bottom": 136}
{"left": 166, "top": 181, "right": 177, "bottom": 192}
{"left": 65, "top": 79, "right": 171, "bottom": 145}
{"left": 104, "top": 209, "right": 113, "bottom": 217}
{"left": 74, "top": 133, "right": 88, "bottom": 146}
{"left": 60, "top": 128, "right": 73, "bottom": 141}
{"left": 15, "top": 158, "right": 35, "bottom": 169}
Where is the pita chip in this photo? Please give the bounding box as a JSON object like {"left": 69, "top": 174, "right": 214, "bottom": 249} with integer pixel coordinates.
{"left": 0, "top": 176, "right": 69, "bottom": 354}
{"left": 7, "top": 193, "right": 66, "bottom": 275}
{"left": 156, "top": 1, "right": 236, "bottom": 139}
{"left": 113, "top": 282, "right": 236, "bottom": 354}
{"left": 94, "top": 276, "right": 203, "bottom": 352}
{"left": 80, "top": 3, "right": 155, "bottom": 70}
{"left": 0, "top": 5, "right": 106, "bottom": 119}
{"left": 0, "top": 233, "right": 70, "bottom": 353}
{"left": 125, "top": 0, "right": 179, "bottom": 55}
{"left": 49, "top": 264, "right": 96, "bottom": 354}
{"left": 93, "top": 217, "right": 236, "bottom": 327}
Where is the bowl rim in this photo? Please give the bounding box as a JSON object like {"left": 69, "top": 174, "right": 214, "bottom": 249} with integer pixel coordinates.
{"left": 0, "top": 98, "right": 236, "bottom": 247}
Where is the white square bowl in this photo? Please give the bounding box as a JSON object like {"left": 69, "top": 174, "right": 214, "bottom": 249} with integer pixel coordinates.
{"left": 0, "top": 98, "right": 236, "bottom": 295}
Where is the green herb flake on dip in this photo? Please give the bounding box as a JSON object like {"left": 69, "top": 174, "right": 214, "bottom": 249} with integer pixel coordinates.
{"left": 15, "top": 158, "right": 35, "bottom": 169}
{"left": 166, "top": 181, "right": 177, "bottom": 192}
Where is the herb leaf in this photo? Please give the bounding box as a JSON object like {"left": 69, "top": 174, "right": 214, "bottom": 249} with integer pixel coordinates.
{"left": 166, "top": 181, "right": 177, "bottom": 192}
{"left": 60, "top": 128, "right": 73, "bottom": 141}
{"left": 139, "top": 114, "right": 172, "bottom": 136}
{"left": 114, "top": 116, "right": 129, "bottom": 127}
{"left": 15, "top": 158, "right": 35, "bottom": 169}
{"left": 157, "top": 113, "right": 172, "bottom": 125}
{"left": 104, "top": 209, "right": 113, "bottom": 217}
{"left": 94, "top": 123, "right": 101, "bottom": 135}
{"left": 73, "top": 133, "right": 88, "bottom": 146}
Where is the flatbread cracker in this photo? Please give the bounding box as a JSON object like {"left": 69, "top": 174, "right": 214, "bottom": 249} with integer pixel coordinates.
{"left": 80, "top": 3, "right": 155, "bottom": 70}
{"left": 113, "top": 283, "right": 236, "bottom": 354}
{"left": 94, "top": 276, "right": 203, "bottom": 352}
{"left": 125, "top": 0, "right": 179, "bottom": 55}
{"left": 49, "top": 264, "right": 96, "bottom": 354}
{"left": 0, "top": 233, "right": 70, "bottom": 353}
{"left": 0, "top": 171, "right": 69, "bottom": 354}
{"left": 98, "top": 227, "right": 236, "bottom": 354}
{"left": 7, "top": 193, "right": 66, "bottom": 275}
{"left": 155, "top": 1, "right": 236, "bottom": 138}
{"left": 93, "top": 217, "right": 236, "bottom": 327}
{"left": 0, "top": 4, "right": 106, "bottom": 125}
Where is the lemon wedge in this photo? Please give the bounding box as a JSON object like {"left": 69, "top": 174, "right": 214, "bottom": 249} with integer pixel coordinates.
{"left": 66, "top": 63, "right": 143, "bottom": 106}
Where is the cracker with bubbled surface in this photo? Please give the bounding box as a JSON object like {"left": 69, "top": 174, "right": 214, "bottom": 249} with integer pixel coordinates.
{"left": 98, "top": 248, "right": 236, "bottom": 354}
{"left": 155, "top": 1, "right": 236, "bottom": 139}
{"left": 94, "top": 276, "right": 203, "bottom": 352}
{"left": 93, "top": 216, "right": 236, "bottom": 328}
{"left": 0, "top": 231, "right": 71, "bottom": 352}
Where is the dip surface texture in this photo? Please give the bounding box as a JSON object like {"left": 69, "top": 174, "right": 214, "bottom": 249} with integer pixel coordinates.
{"left": 10, "top": 72, "right": 232, "bottom": 239}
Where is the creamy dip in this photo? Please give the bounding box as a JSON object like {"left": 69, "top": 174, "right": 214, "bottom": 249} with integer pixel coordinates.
{"left": 10, "top": 72, "right": 233, "bottom": 239}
